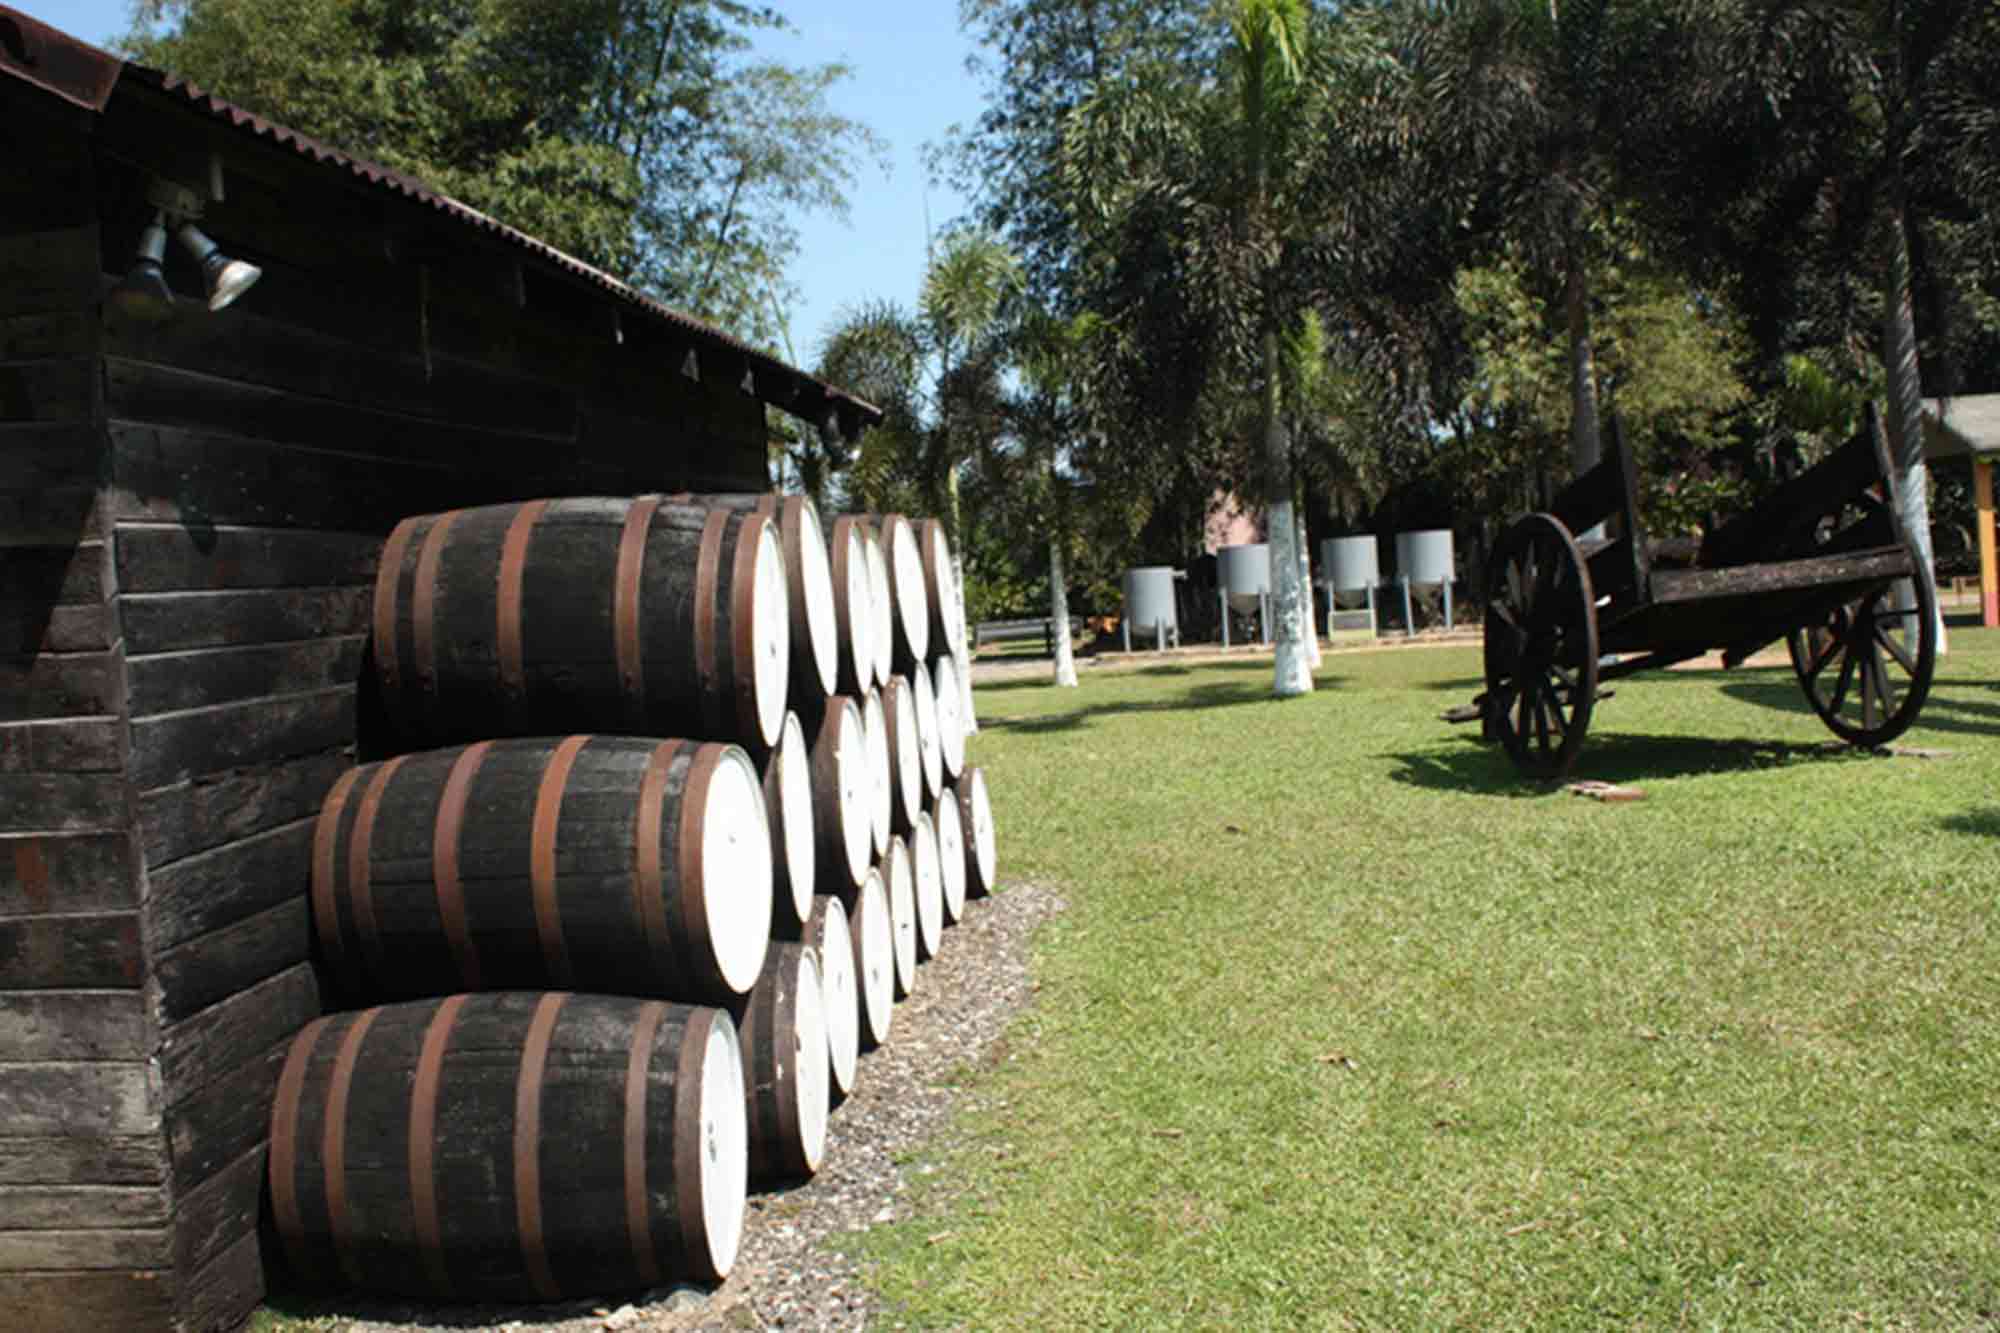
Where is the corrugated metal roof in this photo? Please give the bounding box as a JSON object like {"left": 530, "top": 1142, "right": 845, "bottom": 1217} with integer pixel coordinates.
{"left": 0, "top": 4, "right": 879, "bottom": 429}
{"left": 1923, "top": 396, "right": 2000, "bottom": 461}
{"left": 0, "top": 6, "right": 121, "bottom": 110}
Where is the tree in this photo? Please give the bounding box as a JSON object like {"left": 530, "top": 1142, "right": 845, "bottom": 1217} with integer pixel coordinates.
{"left": 952, "top": 0, "right": 1220, "bottom": 304}
{"left": 1665, "top": 0, "right": 2000, "bottom": 647}
{"left": 124, "top": 0, "right": 882, "bottom": 346}
{"left": 1396, "top": 0, "right": 1682, "bottom": 483}
{"left": 816, "top": 232, "right": 1024, "bottom": 721}
{"left": 1011, "top": 311, "right": 1111, "bottom": 687}
{"left": 1449, "top": 246, "right": 1751, "bottom": 536}
{"left": 1064, "top": 0, "right": 1413, "bottom": 696}
{"left": 919, "top": 228, "right": 1026, "bottom": 591}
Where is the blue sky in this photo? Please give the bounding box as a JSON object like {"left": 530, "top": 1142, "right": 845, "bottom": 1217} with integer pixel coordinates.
{"left": 28, "top": 0, "right": 985, "bottom": 370}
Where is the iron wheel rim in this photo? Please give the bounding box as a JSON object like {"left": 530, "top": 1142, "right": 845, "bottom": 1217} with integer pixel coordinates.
{"left": 1483, "top": 513, "right": 1599, "bottom": 781}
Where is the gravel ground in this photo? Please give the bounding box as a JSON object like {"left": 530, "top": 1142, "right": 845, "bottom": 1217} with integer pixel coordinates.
{"left": 304, "top": 880, "right": 1064, "bottom": 1333}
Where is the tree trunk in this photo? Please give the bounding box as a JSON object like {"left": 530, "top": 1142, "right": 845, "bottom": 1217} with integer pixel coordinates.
{"left": 1048, "top": 531, "right": 1079, "bottom": 687}
{"left": 1566, "top": 257, "right": 1601, "bottom": 479}
{"left": 1881, "top": 181, "right": 1947, "bottom": 651}
{"left": 1297, "top": 511, "right": 1322, "bottom": 667}
{"left": 1264, "top": 324, "right": 1312, "bottom": 697}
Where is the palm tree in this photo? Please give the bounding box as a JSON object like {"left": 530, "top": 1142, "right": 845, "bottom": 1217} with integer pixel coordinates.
{"left": 1065, "top": 0, "right": 1401, "bottom": 697}
{"left": 815, "top": 299, "right": 928, "bottom": 525}
{"left": 1012, "top": 310, "right": 1109, "bottom": 687}
{"left": 1675, "top": 0, "right": 2000, "bottom": 646}
{"left": 1235, "top": 0, "right": 1316, "bottom": 696}
{"left": 817, "top": 233, "right": 1022, "bottom": 724}
{"left": 1398, "top": 0, "right": 1680, "bottom": 483}
{"left": 919, "top": 229, "right": 1025, "bottom": 652}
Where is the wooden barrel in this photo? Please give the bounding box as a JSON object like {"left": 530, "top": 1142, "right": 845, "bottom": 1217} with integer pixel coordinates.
{"left": 932, "top": 788, "right": 967, "bottom": 926}
{"left": 883, "top": 833, "right": 917, "bottom": 1000}
{"left": 911, "top": 660, "right": 944, "bottom": 802}
{"left": 312, "top": 736, "right": 771, "bottom": 1006}
{"left": 918, "top": 518, "right": 966, "bottom": 660}
{"left": 873, "top": 513, "right": 931, "bottom": 670}
{"left": 825, "top": 516, "right": 876, "bottom": 697}
{"left": 761, "top": 711, "right": 814, "bottom": 939}
{"left": 931, "top": 653, "right": 968, "bottom": 781}
{"left": 837, "top": 868, "right": 894, "bottom": 1051}
{"left": 807, "top": 697, "right": 871, "bottom": 895}
{"left": 372, "top": 497, "right": 790, "bottom": 753}
{"left": 861, "top": 524, "right": 893, "bottom": 689}
{"left": 804, "top": 895, "right": 859, "bottom": 1099}
{"left": 860, "top": 687, "right": 892, "bottom": 860}
{"left": 910, "top": 810, "right": 943, "bottom": 963}
{"left": 676, "top": 493, "right": 839, "bottom": 703}
{"left": 732, "top": 942, "right": 828, "bottom": 1183}
{"left": 881, "top": 674, "right": 923, "bottom": 833}
{"left": 954, "top": 768, "right": 998, "bottom": 898}
{"left": 268, "top": 992, "right": 746, "bottom": 1301}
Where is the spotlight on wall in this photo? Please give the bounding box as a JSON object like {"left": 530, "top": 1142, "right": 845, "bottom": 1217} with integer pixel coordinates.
{"left": 106, "top": 210, "right": 174, "bottom": 321}
{"left": 173, "top": 220, "right": 261, "bottom": 312}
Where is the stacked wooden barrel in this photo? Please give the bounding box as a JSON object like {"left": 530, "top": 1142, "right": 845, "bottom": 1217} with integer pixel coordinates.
{"left": 271, "top": 494, "right": 998, "bottom": 1308}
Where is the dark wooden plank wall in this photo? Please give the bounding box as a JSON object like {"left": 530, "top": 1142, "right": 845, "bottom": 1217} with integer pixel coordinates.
{"left": 0, "top": 104, "right": 173, "bottom": 1332}
{"left": 84, "top": 135, "right": 771, "bottom": 1330}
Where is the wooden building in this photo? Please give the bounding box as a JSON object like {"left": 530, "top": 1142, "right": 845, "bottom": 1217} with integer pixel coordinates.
{"left": 0, "top": 9, "right": 875, "bottom": 1329}
{"left": 1923, "top": 395, "right": 2000, "bottom": 629}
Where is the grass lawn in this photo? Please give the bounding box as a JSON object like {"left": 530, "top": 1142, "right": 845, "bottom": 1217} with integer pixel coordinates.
{"left": 855, "top": 625, "right": 2000, "bottom": 1330}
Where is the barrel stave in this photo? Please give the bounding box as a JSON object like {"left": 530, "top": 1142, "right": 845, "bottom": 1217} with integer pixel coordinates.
{"left": 374, "top": 499, "right": 785, "bottom": 753}
{"left": 270, "top": 993, "right": 741, "bottom": 1302}
{"left": 317, "top": 737, "right": 769, "bottom": 1006}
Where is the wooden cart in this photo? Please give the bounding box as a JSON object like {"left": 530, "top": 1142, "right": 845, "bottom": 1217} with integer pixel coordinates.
{"left": 1479, "top": 408, "right": 1937, "bottom": 779}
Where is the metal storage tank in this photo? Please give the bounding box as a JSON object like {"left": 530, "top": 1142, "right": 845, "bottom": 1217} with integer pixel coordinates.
{"left": 1323, "top": 535, "right": 1379, "bottom": 594}
{"left": 1216, "top": 543, "right": 1271, "bottom": 645}
{"left": 1122, "top": 567, "right": 1180, "bottom": 650}
{"left": 1395, "top": 529, "right": 1456, "bottom": 586}
{"left": 1393, "top": 528, "right": 1458, "bottom": 632}
{"left": 1321, "top": 535, "right": 1382, "bottom": 634}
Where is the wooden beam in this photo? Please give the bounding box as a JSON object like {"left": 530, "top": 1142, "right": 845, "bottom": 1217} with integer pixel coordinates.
{"left": 1976, "top": 458, "right": 1997, "bottom": 629}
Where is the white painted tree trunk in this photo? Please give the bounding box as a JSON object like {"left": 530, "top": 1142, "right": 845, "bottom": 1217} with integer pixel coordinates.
{"left": 1566, "top": 257, "right": 1601, "bottom": 478}
{"left": 1261, "top": 322, "right": 1313, "bottom": 697}
{"left": 1881, "top": 192, "right": 1947, "bottom": 653}
{"left": 1268, "top": 498, "right": 1313, "bottom": 695}
{"left": 1298, "top": 514, "right": 1322, "bottom": 670}
{"left": 1047, "top": 533, "right": 1078, "bottom": 687}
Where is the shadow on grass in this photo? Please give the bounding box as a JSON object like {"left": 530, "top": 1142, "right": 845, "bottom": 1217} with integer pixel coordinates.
{"left": 982, "top": 675, "right": 1299, "bottom": 734}
{"left": 1386, "top": 730, "right": 1876, "bottom": 796}
{"left": 1717, "top": 674, "right": 2000, "bottom": 739}
{"left": 975, "top": 655, "right": 1289, "bottom": 696}
{"left": 1940, "top": 806, "right": 2000, "bottom": 838}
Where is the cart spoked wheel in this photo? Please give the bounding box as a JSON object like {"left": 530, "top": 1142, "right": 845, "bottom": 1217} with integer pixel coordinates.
{"left": 1786, "top": 564, "right": 1937, "bottom": 747}
{"left": 1484, "top": 513, "right": 1599, "bottom": 781}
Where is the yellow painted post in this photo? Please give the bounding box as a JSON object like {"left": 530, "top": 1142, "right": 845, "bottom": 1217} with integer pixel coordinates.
{"left": 1977, "top": 457, "right": 1998, "bottom": 628}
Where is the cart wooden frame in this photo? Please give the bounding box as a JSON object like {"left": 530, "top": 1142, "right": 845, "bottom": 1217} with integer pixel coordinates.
{"left": 1481, "top": 408, "right": 1937, "bottom": 780}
